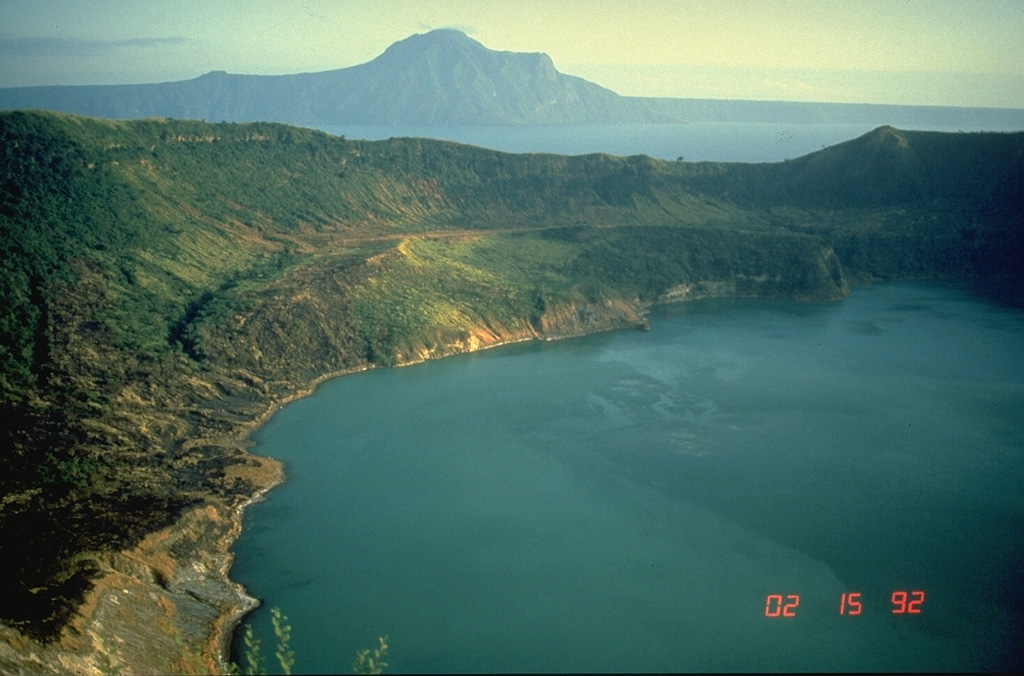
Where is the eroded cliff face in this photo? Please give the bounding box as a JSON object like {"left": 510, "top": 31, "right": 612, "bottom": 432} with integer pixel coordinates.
{"left": 659, "top": 246, "right": 850, "bottom": 304}
{"left": 396, "top": 294, "right": 650, "bottom": 364}
{"left": 534, "top": 296, "right": 649, "bottom": 338}
{"left": 0, "top": 454, "right": 282, "bottom": 676}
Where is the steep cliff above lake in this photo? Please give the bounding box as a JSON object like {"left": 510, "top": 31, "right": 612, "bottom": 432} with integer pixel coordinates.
{"left": 1, "top": 111, "right": 1021, "bottom": 673}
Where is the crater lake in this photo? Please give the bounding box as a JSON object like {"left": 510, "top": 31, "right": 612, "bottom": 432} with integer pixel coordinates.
{"left": 230, "top": 280, "right": 1024, "bottom": 672}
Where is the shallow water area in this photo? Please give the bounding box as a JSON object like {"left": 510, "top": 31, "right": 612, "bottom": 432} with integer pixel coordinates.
{"left": 231, "top": 282, "right": 1024, "bottom": 672}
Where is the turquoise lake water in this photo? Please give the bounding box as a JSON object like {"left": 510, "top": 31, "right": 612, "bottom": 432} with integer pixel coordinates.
{"left": 231, "top": 282, "right": 1024, "bottom": 672}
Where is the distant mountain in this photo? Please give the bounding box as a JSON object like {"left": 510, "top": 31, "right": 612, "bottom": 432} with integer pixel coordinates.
{"left": 315, "top": 29, "right": 636, "bottom": 124}
{"left": 0, "top": 30, "right": 638, "bottom": 125}
{"left": 2, "top": 29, "right": 1024, "bottom": 127}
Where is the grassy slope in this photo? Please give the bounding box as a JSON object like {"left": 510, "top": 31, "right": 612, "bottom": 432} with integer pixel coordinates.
{"left": 0, "top": 111, "right": 1021, "bottom": 640}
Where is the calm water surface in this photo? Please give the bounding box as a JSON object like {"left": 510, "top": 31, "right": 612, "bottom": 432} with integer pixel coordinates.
{"left": 232, "top": 282, "right": 1024, "bottom": 672}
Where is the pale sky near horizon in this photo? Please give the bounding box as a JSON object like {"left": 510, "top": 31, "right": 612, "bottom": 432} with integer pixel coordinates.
{"left": 2, "top": 0, "right": 1022, "bottom": 108}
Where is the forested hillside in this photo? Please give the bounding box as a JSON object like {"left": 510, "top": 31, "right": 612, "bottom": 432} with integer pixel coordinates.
{"left": 0, "top": 110, "right": 1021, "bottom": 671}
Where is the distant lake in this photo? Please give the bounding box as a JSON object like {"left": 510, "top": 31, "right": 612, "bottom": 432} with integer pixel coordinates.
{"left": 311, "top": 121, "right": 1024, "bottom": 162}
{"left": 231, "top": 282, "right": 1024, "bottom": 672}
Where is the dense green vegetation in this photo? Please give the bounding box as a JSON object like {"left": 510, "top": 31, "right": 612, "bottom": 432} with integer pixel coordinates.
{"left": 0, "top": 110, "right": 1021, "bottom": 652}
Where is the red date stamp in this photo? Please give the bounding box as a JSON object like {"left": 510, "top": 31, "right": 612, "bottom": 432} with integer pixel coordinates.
{"left": 764, "top": 590, "right": 925, "bottom": 617}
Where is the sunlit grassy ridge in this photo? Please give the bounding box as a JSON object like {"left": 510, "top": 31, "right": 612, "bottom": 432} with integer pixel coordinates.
{"left": 350, "top": 234, "right": 580, "bottom": 363}
{"left": 0, "top": 110, "right": 1021, "bottom": 651}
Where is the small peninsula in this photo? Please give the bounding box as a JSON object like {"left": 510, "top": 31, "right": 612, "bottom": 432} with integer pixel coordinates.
{"left": 0, "top": 111, "right": 1022, "bottom": 673}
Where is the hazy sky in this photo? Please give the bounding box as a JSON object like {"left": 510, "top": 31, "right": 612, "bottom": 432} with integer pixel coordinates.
{"left": 2, "top": 0, "right": 1022, "bottom": 107}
